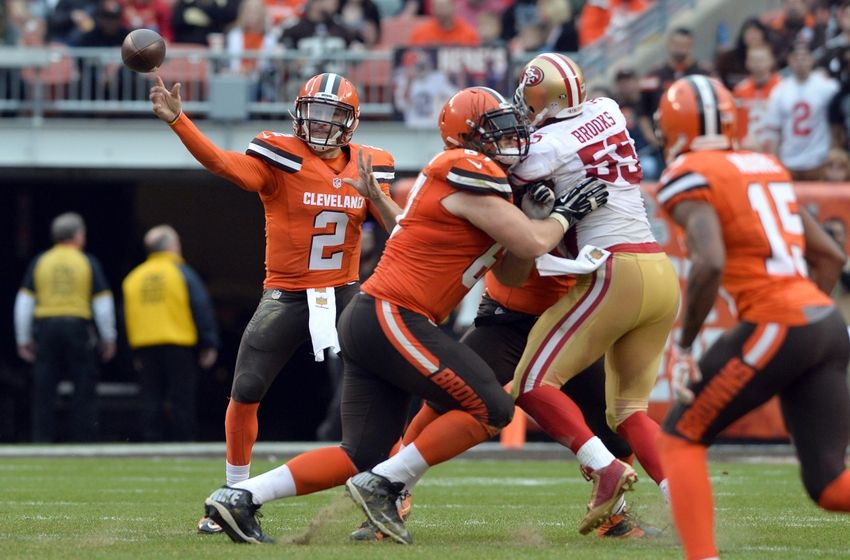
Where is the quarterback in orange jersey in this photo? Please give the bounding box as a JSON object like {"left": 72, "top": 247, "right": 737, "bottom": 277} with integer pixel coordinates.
{"left": 200, "top": 87, "right": 609, "bottom": 545}
{"left": 148, "top": 72, "right": 402, "bottom": 534}
{"left": 655, "top": 75, "right": 850, "bottom": 560}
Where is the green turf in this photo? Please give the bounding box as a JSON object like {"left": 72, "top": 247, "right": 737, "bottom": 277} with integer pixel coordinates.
{"left": 0, "top": 457, "right": 846, "bottom": 559}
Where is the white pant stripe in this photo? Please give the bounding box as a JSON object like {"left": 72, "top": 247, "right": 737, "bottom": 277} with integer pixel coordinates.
{"left": 743, "top": 323, "right": 781, "bottom": 367}
{"left": 381, "top": 300, "right": 439, "bottom": 374}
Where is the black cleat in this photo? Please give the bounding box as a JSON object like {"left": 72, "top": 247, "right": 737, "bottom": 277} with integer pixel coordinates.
{"left": 204, "top": 486, "right": 274, "bottom": 544}
{"left": 345, "top": 471, "right": 412, "bottom": 545}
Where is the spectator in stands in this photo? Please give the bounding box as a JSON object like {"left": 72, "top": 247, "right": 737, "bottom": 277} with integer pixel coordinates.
{"left": 265, "top": 0, "right": 306, "bottom": 29}
{"left": 46, "top": 0, "right": 98, "bottom": 45}
{"left": 227, "top": 0, "right": 277, "bottom": 74}
{"left": 14, "top": 212, "right": 117, "bottom": 442}
{"left": 510, "top": 20, "right": 545, "bottom": 57}
{"left": 613, "top": 67, "right": 660, "bottom": 180}
{"left": 477, "top": 11, "right": 504, "bottom": 47}
{"left": 537, "top": 0, "right": 577, "bottom": 53}
{"left": 767, "top": 0, "right": 826, "bottom": 66}
{"left": 171, "top": 0, "right": 238, "bottom": 45}
{"left": 578, "top": 0, "right": 647, "bottom": 47}
{"left": 338, "top": 0, "right": 381, "bottom": 47}
{"left": 733, "top": 45, "right": 781, "bottom": 152}
{"left": 714, "top": 17, "right": 776, "bottom": 89}
{"left": 638, "top": 28, "right": 709, "bottom": 170}
{"left": 123, "top": 225, "right": 219, "bottom": 442}
{"left": 828, "top": 47, "right": 850, "bottom": 149}
{"left": 820, "top": 0, "right": 850, "bottom": 78}
{"left": 501, "top": 0, "right": 536, "bottom": 44}
{"left": 765, "top": 40, "right": 840, "bottom": 180}
{"left": 76, "top": 0, "right": 128, "bottom": 46}
{"left": 282, "top": 0, "right": 360, "bottom": 79}
{"left": 407, "top": 0, "right": 478, "bottom": 46}
{"left": 823, "top": 147, "right": 850, "bottom": 181}
{"left": 453, "top": 0, "right": 510, "bottom": 28}
{"left": 393, "top": 47, "right": 455, "bottom": 127}
{"left": 121, "top": 0, "right": 173, "bottom": 42}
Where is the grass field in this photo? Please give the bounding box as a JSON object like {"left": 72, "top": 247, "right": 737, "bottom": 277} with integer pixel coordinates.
{"left": 1, "top": 456, "right": 848, "bottom": 559}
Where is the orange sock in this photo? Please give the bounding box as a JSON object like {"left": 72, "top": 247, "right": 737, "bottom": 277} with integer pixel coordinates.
{"left": 818, "top": 470, "right": 850, "bottom": 512}
{"left": 402, "top": 403, "right": 442, "bottom": 446}
{"left": 225, "top": 400, "right": 259, "bottom": 465}
{"left": 411, "top": 410, "right": 490, "bottom": 466}
{"left": 287, "top": 447, "right": 358, "bottom": 495}
{"left": 657, "top": 433, "right": 717, "bottom": 560}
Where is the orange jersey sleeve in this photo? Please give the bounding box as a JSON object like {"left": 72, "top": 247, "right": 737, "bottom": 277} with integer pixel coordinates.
{"left": 484, "top": 269, "right": 575, "bottom": 317}
{"left": 658, "top": 150, "right": 832, "bottom": 324}
{"left": 363, "top": 149, "right": 509, "bottom": 323}
{"left": 243, "top": 133, "right": 395, "bottom": 291}
{"left": 169, "top": 113, "right": 273, "bottom": 193}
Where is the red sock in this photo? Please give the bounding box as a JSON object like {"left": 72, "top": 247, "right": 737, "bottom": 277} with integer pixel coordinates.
{"left": 286, "top": 447, "right": 358, "bottom": 496}
{"left": 411, "top": 410, "right": 490, "bottom": 466}
{"left": 658, "top": 433, "right": 717, "bottom": 560}
{"left": 515, "top": 385, "right": 593, "bottom": 454}
{"left": 617, "top": 411, "right": 664, "bottom": 484}
{"left": 402, "top": 403, "right": 442, "bottom": 446}
{"left": 225, "top": 400, "right": 259, "bottom": 466}
{"left": 818, "top": 470, "right": 850, "bottom": 512}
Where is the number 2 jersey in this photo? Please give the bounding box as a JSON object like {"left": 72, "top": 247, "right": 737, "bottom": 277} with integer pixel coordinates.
{"left": 363, "top": 149, "right": 511, "bottom": 324}
{"left": 657, "top": 150, "right": 832, "bottom": 325}
{"left": 169, "top": 113, "right": 394, "bottom": 291}
{"left": 510, "top": 96, "right": 655, "bottom": 252}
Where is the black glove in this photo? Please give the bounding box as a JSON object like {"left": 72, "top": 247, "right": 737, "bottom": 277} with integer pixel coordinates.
{"left": 524, "top": 180, "right": 555, "bottom": 205}
{"left": 549, "top": 177, "right": 608, "bottom": 231}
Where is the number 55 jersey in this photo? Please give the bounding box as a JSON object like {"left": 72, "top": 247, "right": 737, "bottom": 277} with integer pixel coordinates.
{"left": 510, "top": 96, "right": 655, "bottom": 252}
{"left": 657, "top": 150, "right": 831, "bottom": 324}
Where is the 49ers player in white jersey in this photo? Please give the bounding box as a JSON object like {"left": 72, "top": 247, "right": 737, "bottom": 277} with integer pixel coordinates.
{"left": 509, "top": 52, "right": 681, "bottom": 533}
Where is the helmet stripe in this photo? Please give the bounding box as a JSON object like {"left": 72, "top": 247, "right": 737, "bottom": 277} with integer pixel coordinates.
{"left": 539, "top": 53, "right": 580, "bottom": 109}
{"left": 687, "top": 75, "right": 719, "bottom": 137}
{"left": 475, "top": 86, "right": 507, "bottom": 104}
{"left": 317, "top": 73, "right": 342, "bottom": 96}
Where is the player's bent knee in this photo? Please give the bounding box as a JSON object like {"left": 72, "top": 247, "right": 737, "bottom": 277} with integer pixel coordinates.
{"left": 609, "top": 400, "right": 649, "bottom": 429}
{"left": 486, "top": 391, "right": 515, "bottom": 429}
{"left": 231, "top": 372, "right": 269, "bottom": 403}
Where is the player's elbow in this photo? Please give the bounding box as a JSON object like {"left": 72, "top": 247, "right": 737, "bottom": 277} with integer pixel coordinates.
{"left": 692, "top": 254, "right": 724, "bottom": 283}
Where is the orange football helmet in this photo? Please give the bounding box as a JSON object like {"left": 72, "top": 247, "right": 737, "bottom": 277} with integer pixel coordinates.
{"left": 438, "top": 87, "right": 530, "bottom": 166}
{"left": 292, "top": 73, "right": 361, "bottom": 153}
{"left": 514, "top": 52, "right": 586, "bottom": 127}
{"left": 655, "top": 75, "right": 737, "bottom": 163}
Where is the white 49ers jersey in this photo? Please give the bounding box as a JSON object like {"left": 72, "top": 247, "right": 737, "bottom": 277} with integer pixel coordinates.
{"left": 764, "top": 72, "right": 839, "bottom": 171}
{"left": 510, "top": 96, "right": 654, "bottom": 251}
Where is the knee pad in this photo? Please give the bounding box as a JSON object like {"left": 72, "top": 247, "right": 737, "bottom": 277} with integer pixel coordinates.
{"left": 231, "top": 372, "right": 268, "bottom": 403}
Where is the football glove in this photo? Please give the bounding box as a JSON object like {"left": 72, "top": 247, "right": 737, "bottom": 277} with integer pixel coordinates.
{"left": 670, "top": 344, "right": 701, "bottom": 404}
{"left": 521, "top": 181, "right": 556, "bottom": 219}
{"left": 548, "top": 177, "right": 609, "bottom": 232}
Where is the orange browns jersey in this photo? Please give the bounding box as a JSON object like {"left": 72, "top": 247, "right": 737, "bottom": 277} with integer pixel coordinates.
{"left": 657, "top": 150, "right": 832, "bottom": 325}
{"left": 364, "top": 149, "right": 511, "bottom": 324}
{"left": 245, "top": 132, "right": 394, "bottom": 290}
{"left": 484, "top": 268, "right": 574, "bottom": 317}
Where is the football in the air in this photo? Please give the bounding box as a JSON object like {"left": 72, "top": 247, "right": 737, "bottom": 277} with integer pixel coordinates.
{"left": 121, "top": 29, "right": 166, "bottom": 73}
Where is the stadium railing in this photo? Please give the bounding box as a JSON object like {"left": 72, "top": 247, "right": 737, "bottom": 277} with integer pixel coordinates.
{"left": 0, "top": 0, "right": 695, "bottom": 123}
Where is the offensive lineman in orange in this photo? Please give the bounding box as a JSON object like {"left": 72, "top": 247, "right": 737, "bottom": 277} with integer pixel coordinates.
{"left": 201, "top": 86, "right": 609, "bottom": 544}
{"left": 656, "top": 75, "right": 850, "bottom": 559}
{"left": 148, "top": 72, "right": 402, "bottom": 533}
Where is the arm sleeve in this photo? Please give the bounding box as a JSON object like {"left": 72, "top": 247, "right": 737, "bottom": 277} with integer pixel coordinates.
{"left": 14, "top": 291, "right": 35, "bottom": 345}
{"left": 180, "top": 264, "right": 220, "bottom": 349}
{"left": 88, "top": 255, "right": 116, "bottom": 342}
{"left": 92, "top": 294, "right": 117, "bottom": 342}
{"left": 170, "top": 113, "right": 274, "bottom": 193}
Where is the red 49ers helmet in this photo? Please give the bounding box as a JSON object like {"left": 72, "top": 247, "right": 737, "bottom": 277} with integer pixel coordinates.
{"left": 438, "top": 87, "right": 530, "bottom": 166}
{"left": 514, "top": 52, "right": 586, "bottom": 127}
{"left": 655, "top": 75, "right": 737, "bottom": 163}
{"left": 292, "top": 73, "right": 361, "bottom": 153}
